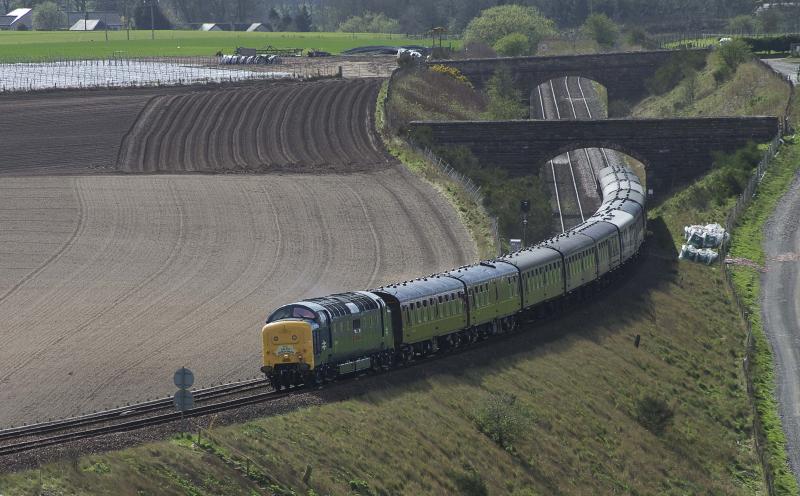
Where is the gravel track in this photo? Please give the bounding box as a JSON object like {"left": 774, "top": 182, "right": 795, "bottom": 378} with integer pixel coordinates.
{"left": 762, "top": 171, "right": 800, "bottom": 485}
{"left": 116, "top": 78, "right": 391, "bottom": 173}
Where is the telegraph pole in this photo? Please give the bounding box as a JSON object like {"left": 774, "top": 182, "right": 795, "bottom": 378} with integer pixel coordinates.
{"left": 150, "top": 0, "right": 155, "bottom": 40}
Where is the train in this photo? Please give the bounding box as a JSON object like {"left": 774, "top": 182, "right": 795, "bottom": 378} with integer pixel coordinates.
{"left": 260, "top": 162, "right": 646, "bottom": 388}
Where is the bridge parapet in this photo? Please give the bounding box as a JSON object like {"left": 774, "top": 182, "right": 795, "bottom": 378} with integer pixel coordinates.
{"left": 409, "top": 116, "right": 780, "bottom": 195}
{"left": 432, "top": 49, "right": 711, "bottom": 111}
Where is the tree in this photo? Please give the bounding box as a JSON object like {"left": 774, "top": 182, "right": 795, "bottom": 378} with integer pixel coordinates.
{"left": 133, "top": 0, "right": 172, "bottom": 29}
{"left": 464, "top": 5, "right": 555, "bottom": 55}
{"left": 726, "top": 14, "right": 756, "bottom": 35}
{"left": 493, "top": 32, "right": 530, "bottom": 56}
{"left": 294, "top": 5, "right": 312, "bottom": 32}
{"left": 338, "top": 12, "right": 401, "bottom": 33}
{"left": 33, "top": 1, "right": 64, "bottom": 30}
{"left": 267, "top": 7, "right": 280, "bottom": 31}
{"left": 582, "top": 13, "right": 619, "bottom": 49}
{"left": 757, "top": 7, "right": 781, "bottom": 33}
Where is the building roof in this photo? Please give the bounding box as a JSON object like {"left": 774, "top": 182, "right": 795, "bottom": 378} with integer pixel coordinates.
{"left": 7, "top": 8, "right": 31, "bottom": 19}
{"left": 200, "top": 23, "right": 224, "bottom": 31}
{"left": 66, "top": 11, "right": 121, "bottom": 26}
{"left": 246, "top": 23, "right": 268, "bottom": 32}
{"left": 69, "top": 19, "right": 106, "bottom": 31}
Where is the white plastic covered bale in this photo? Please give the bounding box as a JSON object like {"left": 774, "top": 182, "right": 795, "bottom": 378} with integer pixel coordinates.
{"left": 683, "top": 223, "right": 729, "bottom": 249}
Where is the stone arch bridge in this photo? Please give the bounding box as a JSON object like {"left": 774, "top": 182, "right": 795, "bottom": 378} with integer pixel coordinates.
{"left": 408, "top": 117, "right": 780, "bottom": 195}
{"left": 432, "top": 49, "right": 710, "bottom": 113}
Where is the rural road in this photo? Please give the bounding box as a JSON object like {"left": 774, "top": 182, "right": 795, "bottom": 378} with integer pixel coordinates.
{"left": 0, "top": 79, "right": 476, "bottom": 427}
{"left": 762, "top": 170, "right": 800, "bottom": 485}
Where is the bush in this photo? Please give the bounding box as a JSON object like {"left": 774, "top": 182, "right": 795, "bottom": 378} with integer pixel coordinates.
{"left": 473, "top": 392, "right": 528, "bottom": 449}
{"left": 493, "top": 32, "right": 531, "bottom": 57}
{"left": 33, "top": 1, "right": 64, "bottom": 30}
{"left": 429, "top": 65, "right": 473, "bottom": 87}
{"left": 646, "top": 49, "right": 707, "bottom": 95}
{"left": 582, "top": 13, "right": 619, "bottom": 49}
{"left": 627, "top": 27, "right": 650, "bottom": 47}
{"left": 742, "top": 34, "right": 800, "bottom": 54}
{"left": 716, "top": 38, "right": 752, "bottom": 70}
{"left": 485, "top": 67, "right": 526, "bottom": 120}
{"left": 635, "top": 395, "right": 674, "bottom": 435}
{"left": 464, "top": 5, "right": 554, "bottom": 55}
{"left": 451, "top": 464, "right": 488, "bottom": 496}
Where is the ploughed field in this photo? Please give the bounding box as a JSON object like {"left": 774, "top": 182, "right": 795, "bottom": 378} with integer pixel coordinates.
{"left": 0, "top": 79, "right": 474, "bottom": 426}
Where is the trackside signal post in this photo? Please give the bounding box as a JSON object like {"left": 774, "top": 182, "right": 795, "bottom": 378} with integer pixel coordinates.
{"left": 173, "top": 367, "right": 194, "bottom": 432}
{"left": 520, "top": 200, "right": 531, "bottom": 247}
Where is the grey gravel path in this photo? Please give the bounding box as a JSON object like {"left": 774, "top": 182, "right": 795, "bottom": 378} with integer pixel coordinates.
{"left": 762, "top": 168, "right": 800, "bottom": 485}
{"left": 762, "top": 58, "right": 799, "bottom": 85}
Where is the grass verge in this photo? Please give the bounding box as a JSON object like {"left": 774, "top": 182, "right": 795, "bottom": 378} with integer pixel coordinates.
{"left": 375, "top": 78, "right": 494, "bottom": 259}
{"left": 728, "top": 134, "right": 800, "bottom": 495}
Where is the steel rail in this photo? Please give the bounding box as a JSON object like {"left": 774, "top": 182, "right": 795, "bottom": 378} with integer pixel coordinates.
{"left": 561, "top": 77, "right": 586, "bottom": 222}
{"left": 0, "top": 378, "right": 268, "bottom": 443}
{"left": 573, "top": 77, "right": 612, "bottom": 173}
{"left": 0, "top": 388, "right": 294, "bottom": 457}
{"left": 540, "top": 82, "right": 566, "bottom": 233}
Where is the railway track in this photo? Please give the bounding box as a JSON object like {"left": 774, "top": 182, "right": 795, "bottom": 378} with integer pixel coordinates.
{"left": 537, "top": 79, "right": 586, "bottom": 232}
{"left": 536, "top": 76, "right": 621, "bottom": 233}
{"left": 0, "top": 378, "right": 276, "bottom": 457}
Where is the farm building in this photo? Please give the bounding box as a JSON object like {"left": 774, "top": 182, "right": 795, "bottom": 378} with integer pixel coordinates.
{"left": 0, "top": 8, "right": 32, "bottom": 30}
{"left": 200, "top": 23, "right": 225, "bottom": 31}
{"left": 246, "top": 23, "right": 269, "bottom": 32}
{"left": 65, "top": 11, "right": 121, "bottom": 29}
{"left": 69, "top": 19, "right": 107, "bottom": 31}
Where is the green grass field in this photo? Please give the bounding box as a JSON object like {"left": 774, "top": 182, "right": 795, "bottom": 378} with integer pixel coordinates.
{"left": 0, "top": 30, "right": 434, "bottom": 61}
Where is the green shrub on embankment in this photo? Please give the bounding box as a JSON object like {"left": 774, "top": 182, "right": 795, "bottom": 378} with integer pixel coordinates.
{"left": 634, "top": 49, "right": 791, "bottom": 118}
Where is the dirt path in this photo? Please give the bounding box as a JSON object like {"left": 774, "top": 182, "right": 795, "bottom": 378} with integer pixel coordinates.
{"left": 762, "top": 171, "right": 800, "bottom": 484}
{"left": 0, "top": 171, "right": 473, "bottom": 426}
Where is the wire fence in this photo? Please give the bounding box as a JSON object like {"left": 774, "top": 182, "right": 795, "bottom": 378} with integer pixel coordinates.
{"left": 715, "top": 131, "right": 783, "bottom": 496}
{"left": 654, "top": 31, "right": 800, "bottom": 49}
{"left": 0, "top": 55, "right": 340, "bottom": 93}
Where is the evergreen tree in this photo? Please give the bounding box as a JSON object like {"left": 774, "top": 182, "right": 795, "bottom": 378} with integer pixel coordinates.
{"left": 294, "top": 4, "right": 312, "bottom": 32}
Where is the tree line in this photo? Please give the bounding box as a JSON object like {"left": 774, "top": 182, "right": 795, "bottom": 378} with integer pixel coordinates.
{"left": 4, "top": 0, "right": 762, "bottom": 33}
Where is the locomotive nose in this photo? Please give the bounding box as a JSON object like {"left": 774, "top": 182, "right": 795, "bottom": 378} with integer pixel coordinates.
{"left": 261, "top": 320, "right": 314, "bottom": 373}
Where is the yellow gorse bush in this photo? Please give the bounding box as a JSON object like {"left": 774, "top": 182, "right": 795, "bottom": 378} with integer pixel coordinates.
{"left": 429, "top": 64, "right": 473, "bottom": 88}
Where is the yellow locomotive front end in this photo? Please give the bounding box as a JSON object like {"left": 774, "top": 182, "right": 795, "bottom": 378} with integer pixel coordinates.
{"left": 261, "top": 319, "right": 315, "bottom": 388}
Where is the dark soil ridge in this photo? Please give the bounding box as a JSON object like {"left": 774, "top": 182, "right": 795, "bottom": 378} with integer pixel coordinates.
{"left": 115, "top": 78, "right": 393, "bottom": 174}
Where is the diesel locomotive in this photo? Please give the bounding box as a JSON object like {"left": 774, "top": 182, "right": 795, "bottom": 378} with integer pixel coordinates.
{"left": 261, "top": 163, "right": 646, "bottom": 388}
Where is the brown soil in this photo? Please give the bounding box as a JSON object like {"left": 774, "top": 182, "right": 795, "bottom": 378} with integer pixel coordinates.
{"left": 116, "top": 79, "right": 391, "bottom": 173}
{"left": 0, "top": 80, "right": 475, "bottom": 427}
